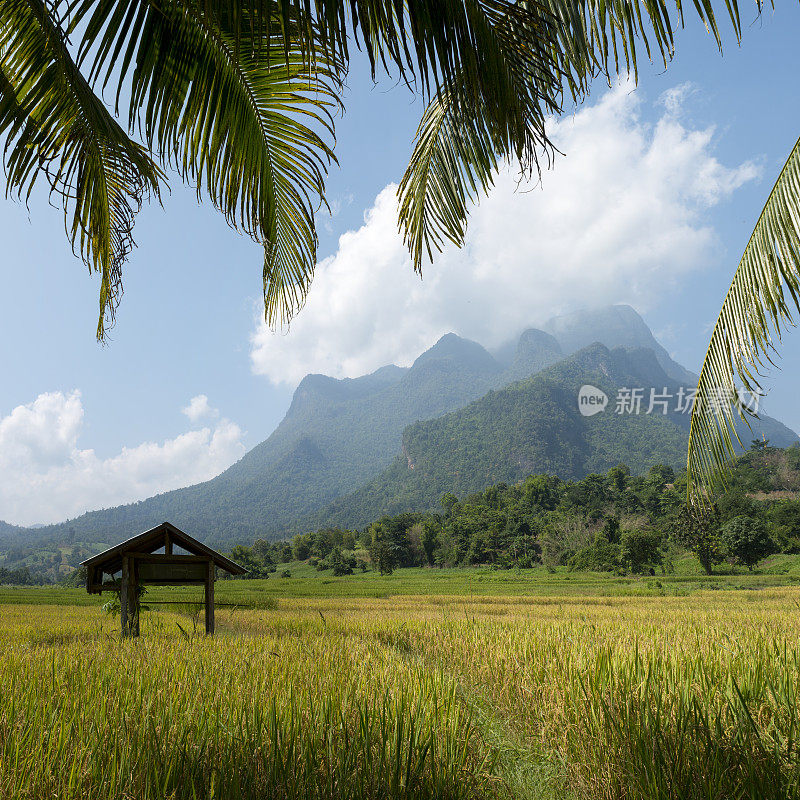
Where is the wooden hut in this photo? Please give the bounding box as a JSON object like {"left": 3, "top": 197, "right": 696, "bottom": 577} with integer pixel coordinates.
{"left": 81, "top": 522, "right": 246, "bottom": 637}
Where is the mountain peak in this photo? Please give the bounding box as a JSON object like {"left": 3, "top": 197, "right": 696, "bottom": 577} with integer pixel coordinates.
{"left": 503, "top": 328, "right": 563, "bottom": 383}
{"left": 544, "top": 305, "right": 652, "bottom": 348}
{"left": 542, "top": 305, "right": 696, "bottom": 384}
{"left": 411, "top": 333, "right": 500, "bottom": 376}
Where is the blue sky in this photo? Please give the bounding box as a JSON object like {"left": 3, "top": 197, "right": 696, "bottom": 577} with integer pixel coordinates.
{"left": 3, "top": 4, "right": 800, "bottom": 525}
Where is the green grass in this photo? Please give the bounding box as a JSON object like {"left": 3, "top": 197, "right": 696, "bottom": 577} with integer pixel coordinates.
{"left": 6, "top": 554, "right": 800, "bottom": 607}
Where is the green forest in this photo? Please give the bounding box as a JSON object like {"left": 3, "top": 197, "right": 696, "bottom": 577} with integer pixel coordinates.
{"left": 224, "top": 441, "right": 800, "bottom": 580}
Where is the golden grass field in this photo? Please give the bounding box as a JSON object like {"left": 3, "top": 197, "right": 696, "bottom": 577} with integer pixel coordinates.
{"left": 3, "top": 588, "right": 800, "bottom": 799}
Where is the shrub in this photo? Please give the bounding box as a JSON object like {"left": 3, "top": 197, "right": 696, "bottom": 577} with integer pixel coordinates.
{"left": 330, "top": 547, "right": 355, "bottom": 576}
{"left": 568, "top": 542, "right": 621, "bottom": 572}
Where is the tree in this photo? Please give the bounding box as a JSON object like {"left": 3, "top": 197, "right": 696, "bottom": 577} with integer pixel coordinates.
{"left": 720, "top": 516, "right": 774, "bottom": 570}
{"left": 369, "top": 521, "right": 400, "bottom": 576}
{"left": 596, "top": 516, "right": 621, "bottom": 545}
{"left": 277, "top": 543, "right": 293, "bottom": 563}
{"left": 439, "top": 493, "right": 459, "bottom": 517}
{"left": 252, "top": 539, "right": 276, "bottom": 572}
{"left": 540, "top": 513, "right": 591, "bottom": 568}
{"left": 229, "top": 543, "right": 273, "bottom": 578}
{"left": 677, "top": 504, "right": 723, "bottom": 575}
{"left": 329, "top": 546, "right": 354, "bottom": 576}
{"left": 1, "top": 0, "right": 742, "bottom": 338}
{"left": 421, "top": 521, "right": 439, "bottom": 566}
{"left": 620, "top": 529, "right": 663, "bottom": 574}
{"left": 606, "top": 465, "right": 629, "bottom": 494}
{"left": 522, "top": 475, "right": 563, "bottom": 512}
{"left": 568, "top": 541, "right": 621, "bottom": 573}
{"left": 292, "top": 535, "right": 311, "bottom": 561}
{"left": 647, "top": 464, "right": 675, "bottom": 487}
{"left": 60, "top": 564, "right": 87, "bottom": 588}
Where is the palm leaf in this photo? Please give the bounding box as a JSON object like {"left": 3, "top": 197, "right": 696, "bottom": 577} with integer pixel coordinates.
{"left": 398, "top": 84, "right": 497, "bottom": 272}
{"left": 397, "top": 0, "right": 745, "bottom": 271}
{"left": 73, "top": 0, "right": 339, "bottom": 326}
{"left": 686, "top": 135, "right": 800, "bottom": 505}
{"left": 0, "top": 0, "right": 162, "bottom": 339}
{"left": 1, "top": 0, "right": 756, "bottom": 332}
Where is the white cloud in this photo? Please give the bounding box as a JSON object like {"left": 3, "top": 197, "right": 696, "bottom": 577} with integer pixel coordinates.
{"left": 251, "top": 82, "right": 759, "bottom": 386}
{"left": 323, "top": 192, "right": 355, "bottom": 233}
{"left": 658, "top": 82, "right": 698, "bottom": 115}
{"left": 0, "top": 391, "right": 246, "bottom": 526}
{"left": 182, "top": 394, "right": 219, "bottom": 423}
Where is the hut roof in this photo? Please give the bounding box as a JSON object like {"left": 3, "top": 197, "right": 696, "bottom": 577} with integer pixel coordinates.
{"left": 81, "top": 521, "right": 246, "bottom": 576}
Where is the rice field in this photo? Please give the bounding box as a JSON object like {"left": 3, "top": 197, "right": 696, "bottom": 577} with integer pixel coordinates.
{"left": 2, "top": 586, "right": 800, "bottom": 799}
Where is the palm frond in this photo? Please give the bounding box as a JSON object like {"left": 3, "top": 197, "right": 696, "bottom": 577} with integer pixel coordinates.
{"left": 398, "top": 85, "right": 497, "bottom": 272}
{"left": 73, "top": 0, "right": 339, "bottom": 326}
{"left": 2, "top": 0, "right": 758, "bottom": 333}
{"left": 396, "top": 0, "right": 749, "bottom": 272}
{"left": 0, "top": 0, "right": 163, "bottom": 339}
{"left": 687, "top": 135, "right": 800, "bottom": 505}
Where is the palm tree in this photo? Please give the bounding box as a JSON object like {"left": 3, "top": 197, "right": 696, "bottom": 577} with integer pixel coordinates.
{"left": 1, "top": 0, "right": 742, "bottom": 339}
{"left": 687, "top": 137, "right": 800, "bottom": 504}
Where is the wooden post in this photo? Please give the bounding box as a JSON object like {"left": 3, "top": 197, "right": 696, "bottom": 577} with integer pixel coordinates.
{"left": 205, "top": 559, "right": 215, "bottom": 635}
{"left": 164, "top": 530, "right": 172, "bottom": 555}
{"left": 121, "top": 555, "right": 140, "bottom": 638}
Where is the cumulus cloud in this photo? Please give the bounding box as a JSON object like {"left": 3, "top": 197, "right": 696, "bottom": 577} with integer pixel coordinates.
{"left": 182, "top": 394, "right": 219, "bottom": 423}
{"left": 0, "top": 391, "right": 246, "bottom": 526}
{"left": 251, "top": 82, "right": 759, "bottom": 386}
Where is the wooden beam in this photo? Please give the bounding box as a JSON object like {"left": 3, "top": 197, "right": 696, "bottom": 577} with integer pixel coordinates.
{"left": 205, "top": 560, "right": 215, "bottom": 636}
{"left": 138, "top": 559, "right": 208, "bottom": 583}
{"left": 164, "top": 529, "right": 172, "bottom": 556}
{"left": 126, "top": 553, "right": 210, "bottom": 563}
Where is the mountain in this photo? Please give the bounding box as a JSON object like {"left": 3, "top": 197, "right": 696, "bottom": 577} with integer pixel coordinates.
{"left": 543, "top": 304, "right": 697, "bottom": 383}
{"left": 8, "top": 305, "right": 797, "bottom": 549}
{"left": 299, "top": 344, "right": 797, "bottom": 530}
{"left": 501, "top": 329, "right": 563, "bottom": 384}
{"left": 21, "top": 332, "right": 514, "bottom": 547}
{"left": 0, "top": 520, "right": 27, "bottom": 547}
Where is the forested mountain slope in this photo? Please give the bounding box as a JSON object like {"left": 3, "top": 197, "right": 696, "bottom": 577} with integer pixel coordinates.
{"left": 4, "top": 305, "right": 795, "bottom": 549}
{"left": 302, "top": 344, "right": 796, "bottom": 530}
{"left": 0, "top": 520, "right": 27, "bottom": 548}
{"left": 18, "top": 331, "right": 552, "bottom": 546}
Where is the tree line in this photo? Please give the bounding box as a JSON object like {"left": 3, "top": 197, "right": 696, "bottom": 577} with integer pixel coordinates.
{"left": 223, "top": 442, "right": 800, "bottom": 577}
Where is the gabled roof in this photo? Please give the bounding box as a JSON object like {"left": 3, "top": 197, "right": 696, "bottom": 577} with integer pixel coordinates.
{"left": 81, "top": 522, "right": 246, "bottom": 575}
